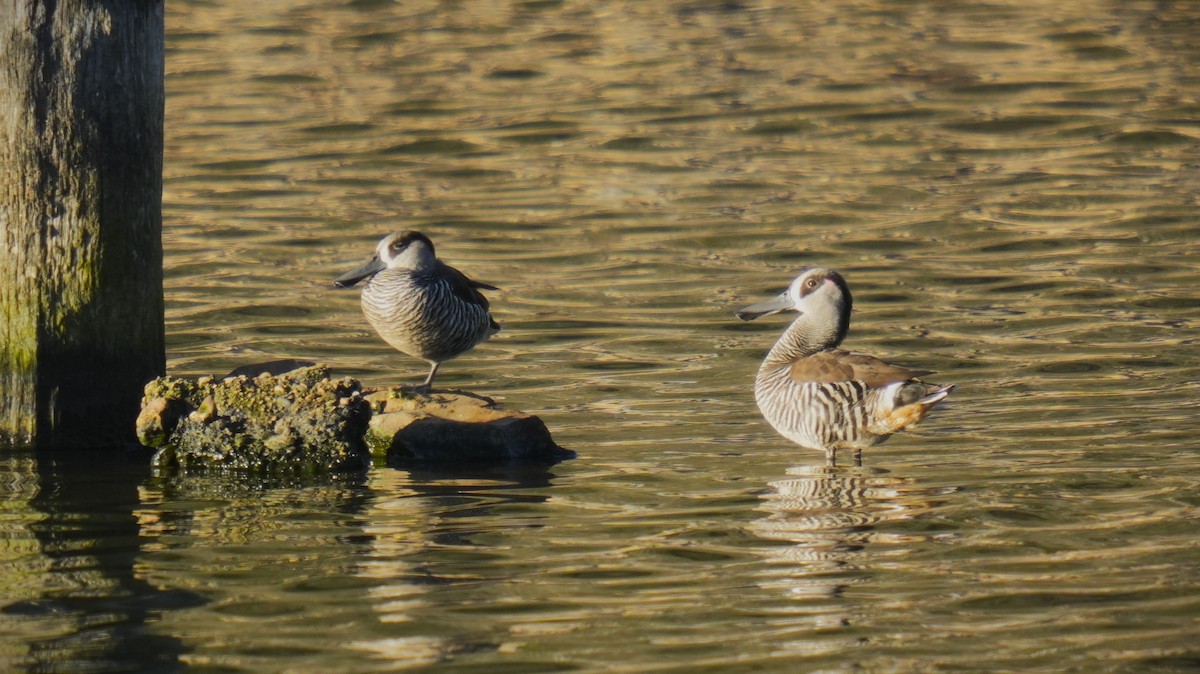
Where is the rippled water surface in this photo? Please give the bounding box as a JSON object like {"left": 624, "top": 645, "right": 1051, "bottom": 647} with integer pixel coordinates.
{"left": 4, "top": 0, "right": 1200, "bottom": 671}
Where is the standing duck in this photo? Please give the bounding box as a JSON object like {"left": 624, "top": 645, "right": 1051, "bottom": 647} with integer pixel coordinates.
{"left": 335, "top": 231, "right": 499, "bottom": 393}
{"left": 736, "top": 267, "right": 954, "bottom": 465}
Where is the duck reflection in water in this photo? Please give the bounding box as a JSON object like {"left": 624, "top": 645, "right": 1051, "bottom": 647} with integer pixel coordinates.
{"left": 750, "top": 465, "right": 901, "bottom": 597}
{"left": 748, "top": 463, "right": 954, "bottom": 648}
{"left": 737, "top": 267, "right": 955, "bottom": 466}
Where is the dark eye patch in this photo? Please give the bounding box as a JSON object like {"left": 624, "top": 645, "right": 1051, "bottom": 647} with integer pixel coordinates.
{"left": 800, "top": 276, "right": 821, "bottom": 295}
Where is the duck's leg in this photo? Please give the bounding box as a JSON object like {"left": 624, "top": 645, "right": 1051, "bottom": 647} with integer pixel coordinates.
{"left": 412, "top": 361, "right": 440, "bottom": 395}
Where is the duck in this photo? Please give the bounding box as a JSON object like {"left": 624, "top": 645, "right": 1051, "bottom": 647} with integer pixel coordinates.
{"left": 334, "top": 231, "right": 499, "bottom": 393}
{"left": 736, "top": 267, "right": 954, "bottom": 465}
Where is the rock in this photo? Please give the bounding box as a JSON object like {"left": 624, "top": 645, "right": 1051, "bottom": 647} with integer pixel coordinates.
{"left": 134, "top": 396, "right": 185, "bottom": 448}
{"left": 366, "top": 388, "right": 571, "bottom": 464}
{"left": 136, "top": 365, "right": 371, "bottom": 474}
{"left": 135, "top": 361, "right": 570, "bottom": 472}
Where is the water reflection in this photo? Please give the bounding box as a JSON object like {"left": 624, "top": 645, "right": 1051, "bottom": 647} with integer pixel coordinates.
{"left": 0, "top": 453, "right": 191, "bottom": 674}
{"left": 126, "top": 462, "right": 561, "bottom": 671}
{"left": 353, "top": 464, "right": 557, "bottom": 668}
{"left": 134, "top": 473, "right": 375, "bottom": 672}
{"left": 748, "top": 462, "right": 952, "bottom": 656}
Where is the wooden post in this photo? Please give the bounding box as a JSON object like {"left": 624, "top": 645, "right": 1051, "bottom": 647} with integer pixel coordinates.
{"left": 0, "top": 1, "right": 165, "bottom": 448}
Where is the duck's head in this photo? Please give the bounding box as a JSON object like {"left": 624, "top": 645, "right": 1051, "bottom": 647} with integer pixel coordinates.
{"left": 735, "top": 267, "right": 853, "bottom": 344}
{"left": 334, "top": 231, "right": 436, "bottom": 287}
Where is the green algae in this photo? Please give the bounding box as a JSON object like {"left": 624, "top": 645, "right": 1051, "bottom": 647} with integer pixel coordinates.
{"left": 138, "top": 365, "right": 372, "bottom": 475}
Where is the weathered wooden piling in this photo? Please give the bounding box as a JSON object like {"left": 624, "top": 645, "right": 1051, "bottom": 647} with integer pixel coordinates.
{"left": 0, "top": 2, "right": 166, "bottom": 448}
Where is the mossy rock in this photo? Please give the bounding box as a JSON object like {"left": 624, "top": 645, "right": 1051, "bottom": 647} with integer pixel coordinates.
{"left": 137, "top": 365, "right": 371, "bottom": 475}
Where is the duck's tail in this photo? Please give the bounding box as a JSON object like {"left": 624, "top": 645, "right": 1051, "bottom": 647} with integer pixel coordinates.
{"left": 874, "top": 382, "right": 956, "bottom": 435}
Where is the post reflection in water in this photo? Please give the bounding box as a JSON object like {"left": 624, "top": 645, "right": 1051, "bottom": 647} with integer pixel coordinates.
{"left": 0, "top": 453, "right": 191, "bottom": 674}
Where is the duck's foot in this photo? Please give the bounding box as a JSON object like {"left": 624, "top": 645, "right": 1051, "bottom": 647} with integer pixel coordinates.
{"left": 823, "top": 449, "right": 863, "bottom": 467}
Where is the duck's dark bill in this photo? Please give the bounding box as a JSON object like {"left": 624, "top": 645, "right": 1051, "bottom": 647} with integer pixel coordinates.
{"left": 333, "top": 256, "right": 386, "bottom": 288}
{"left": 735, "top": 293, "right": 794, "bottom": 321}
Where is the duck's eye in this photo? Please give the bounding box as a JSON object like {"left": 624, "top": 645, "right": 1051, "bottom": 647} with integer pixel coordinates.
{"left": 390, "top": 242, "right": 405, "bottom": 252}
{"left": 805, "top": 278, "right": 819, "bottom": 289}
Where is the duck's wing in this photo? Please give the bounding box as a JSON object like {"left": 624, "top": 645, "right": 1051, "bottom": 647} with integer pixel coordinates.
{"left": 437, "top": 261, "right": 495, "bottom": 310}
{"left": 790, "top": 349, "right": 933, "bottom": 388}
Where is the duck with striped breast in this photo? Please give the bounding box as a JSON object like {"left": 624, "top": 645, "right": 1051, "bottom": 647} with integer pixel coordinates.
{"left": 736, "top": 267, "right": 954, "bottom": 465}
{"left": 335, "top": 231, "right": 499, "bottom": 393}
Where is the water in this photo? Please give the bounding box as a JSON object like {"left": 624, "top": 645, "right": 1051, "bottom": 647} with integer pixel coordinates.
{"left": 3, "top": 0, "right": 1200, "bottom": 671}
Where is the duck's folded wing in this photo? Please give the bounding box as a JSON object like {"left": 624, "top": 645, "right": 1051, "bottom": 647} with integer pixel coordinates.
{"left": 790, "top": 350, "right": 933, "bottom": 388}
{"left": 439, "top": 261, "right": 494, "bottom": 309}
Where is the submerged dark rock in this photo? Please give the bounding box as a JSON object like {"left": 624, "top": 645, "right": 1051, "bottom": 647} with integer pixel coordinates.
{"left": 224, "top": 359, "right": 317, "bottom": 378}
{"left": 137, "top": 365, "right": 371, "bottom": 474}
